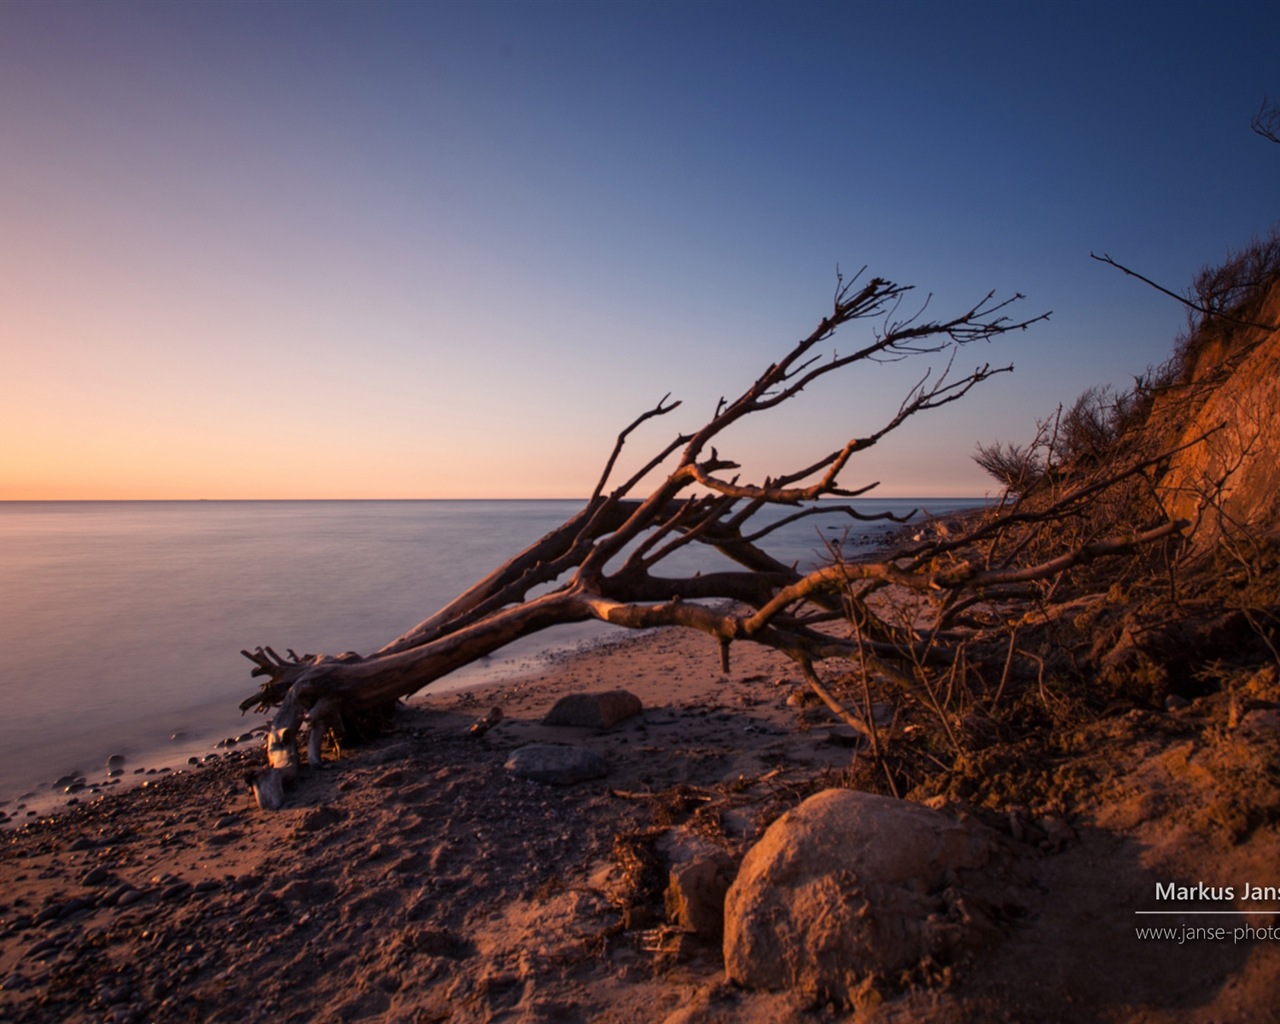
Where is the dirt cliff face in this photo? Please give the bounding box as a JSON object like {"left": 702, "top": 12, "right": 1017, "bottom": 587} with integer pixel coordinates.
{"left": 1154, "top": 280, "right": 1280, "bottom": 545}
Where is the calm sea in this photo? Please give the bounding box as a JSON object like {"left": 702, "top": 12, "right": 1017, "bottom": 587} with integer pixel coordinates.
{"left": 0, "top": 498, "right": 984, "bottom": 813}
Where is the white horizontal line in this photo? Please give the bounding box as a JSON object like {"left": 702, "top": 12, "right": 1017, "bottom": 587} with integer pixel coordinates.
{"left": 1134, "top": 910, "right": 1280, "bottom": 915}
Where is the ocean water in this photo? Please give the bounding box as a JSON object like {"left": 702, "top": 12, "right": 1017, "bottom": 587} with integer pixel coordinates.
{"left": 0, "top": 497, "right": 984, "bottom": 814}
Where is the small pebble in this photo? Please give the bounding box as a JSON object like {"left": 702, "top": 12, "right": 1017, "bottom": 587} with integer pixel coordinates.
{"left": 103, "top": 883, "right": 133, "bottom": 906}
{"left": 61, "top": 896, "right": 95, "bottom": 917}
{"left": 161, "top": 881, "right": 193, "bottom": 902}
{"left": 25, "top": 937, "right": 61, "bottom": 960}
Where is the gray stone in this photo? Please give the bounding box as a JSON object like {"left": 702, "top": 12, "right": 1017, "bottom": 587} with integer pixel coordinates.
{"left": 724, "top": 789, "right": 1009, "bottom": 1003}
{"left": 505, "top": 744, "right": 608, "bottom": 785}
{"left": 541, "top": 690, "right": 643, "bottom": 729}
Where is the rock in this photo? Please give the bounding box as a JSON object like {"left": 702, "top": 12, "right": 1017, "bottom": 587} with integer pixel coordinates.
{"left": 542, "top": 690, "right": 643, "bottom": 729}
{"left": 34, "top": 896, "right": 94, "bottom": 923}
{"left": 467, "top": 706, "right": 504, "bottom": 737}
{"left": 821, "top": 725, "right": 864, "bottom": 748}
{"left": 81, "top": 864, "right": 110, "bottom": 886}
{"left": 62, "top": 895, "right": 95, "bottom": 916}
{"left": 724, "top": 789, "right": 1010, "bottom": 1003}
{"left": 505, "top": 744, "right": 608, "bottom": 785}
{"left": 24, "top": 937, "right": 61, "bottom": 960}
{"left": 106, "top": 754, "right": 126, "bottom": 771}
{"left": 249, "top": 768, "right": 287, "bottom": 811}
{"left": 298, "top": 805, "right": 345, "bottom": 833}
{"left": 659, "top": 829, "right": 736, "bottom": 937}
{"left": 160, "top": 881, "right": 193, "bottom": 902}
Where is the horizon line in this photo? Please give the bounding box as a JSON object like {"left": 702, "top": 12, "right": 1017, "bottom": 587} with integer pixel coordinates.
{"left": 0, "top": 494, "right": 993, "bottom": 503}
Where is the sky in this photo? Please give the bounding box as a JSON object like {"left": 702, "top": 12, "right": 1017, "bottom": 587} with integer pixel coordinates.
{"left": 1, "top": 1, "right": 1278, "bottom": 500}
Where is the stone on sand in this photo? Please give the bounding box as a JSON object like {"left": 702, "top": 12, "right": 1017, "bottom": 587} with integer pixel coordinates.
{"left": 541, "top": 689, "right": 643, "bottom": 729}
{"left": 659, "top": 828, "right": 736, "bottom": 937}
{"left": 505, "top": 744, "right": 608, "bottom": 785}
{"left": 723, "top": 789, "right": 1007, "bottom": 1003}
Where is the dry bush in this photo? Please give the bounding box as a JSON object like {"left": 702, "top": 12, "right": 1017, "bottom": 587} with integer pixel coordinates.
{"left": 1171, "top": 226, "right": 1280, "bottom": 384}
{"left": 866, "top": 240, "right": 1280, "bottom": 804}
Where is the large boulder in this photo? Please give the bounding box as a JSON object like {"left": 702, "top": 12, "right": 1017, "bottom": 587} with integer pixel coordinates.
{"left": 723, "top": 789, "right": 1011, "bottom": 1003}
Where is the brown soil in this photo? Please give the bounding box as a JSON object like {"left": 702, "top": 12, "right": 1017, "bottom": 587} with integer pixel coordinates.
{"left": 2, "top": 629, "right": 1278, "bottom": 1024}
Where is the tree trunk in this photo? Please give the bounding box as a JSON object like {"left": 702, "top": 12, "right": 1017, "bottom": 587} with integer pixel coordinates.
{"left": 235, "top": 270, "right": 1189, "bottom": 807}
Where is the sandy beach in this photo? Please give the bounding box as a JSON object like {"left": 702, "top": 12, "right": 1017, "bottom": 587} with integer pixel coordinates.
{"left": 3, "top": 624, "right": 1279, "bottom": 1023}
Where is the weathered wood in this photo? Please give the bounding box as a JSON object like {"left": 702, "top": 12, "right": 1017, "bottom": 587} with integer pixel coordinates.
{"left": 233, "top": 271, "right": 1186, "bottom": 806}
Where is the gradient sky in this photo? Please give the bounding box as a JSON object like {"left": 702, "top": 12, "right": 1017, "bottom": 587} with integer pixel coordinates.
{"left": 2, "top": 1, "right": 1277, "bottom": 499}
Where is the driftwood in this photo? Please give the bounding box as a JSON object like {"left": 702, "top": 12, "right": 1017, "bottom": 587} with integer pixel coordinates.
{"left": 236, "top": 270, "right": 1187, "bottom": 802}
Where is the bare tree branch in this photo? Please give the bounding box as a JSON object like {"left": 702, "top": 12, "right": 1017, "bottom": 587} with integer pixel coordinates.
{"left": 229, "top": 270, "right": 1193, "bottom": 808}
{"left": 1252, "top": 95, "right": 1280, "bottom": 145}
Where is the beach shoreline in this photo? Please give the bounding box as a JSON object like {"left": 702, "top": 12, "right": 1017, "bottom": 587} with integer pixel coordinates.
{"left": 0, "top": 624, "right": 636, "bottom": 828}
{"left": 0, "top": 623, "right": 825, "bottom": 1023}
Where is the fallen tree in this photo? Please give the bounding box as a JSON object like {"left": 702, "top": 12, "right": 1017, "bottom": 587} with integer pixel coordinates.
{"left": 237, "top": 270, "right": 1190, "bottom": 806}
